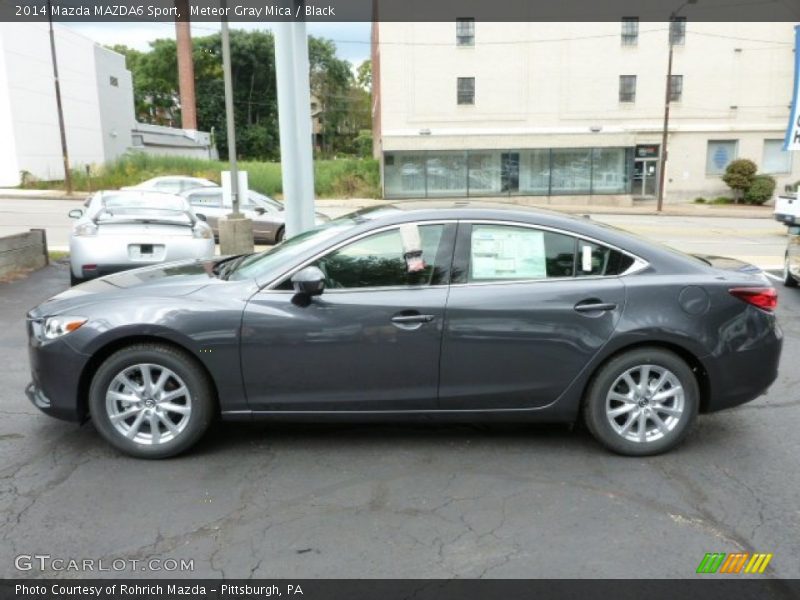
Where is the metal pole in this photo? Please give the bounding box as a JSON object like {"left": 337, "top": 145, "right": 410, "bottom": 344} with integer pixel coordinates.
{"left": 46, "top": 0, "right": 72, "bottom": 195}
{"left": 275, "top": 16, "right": 316, "bottom": 238}
{"left": 656, "top": 33, "right": 674, "bottom": 213}
{"left": 220, "top": 16, "right": 240, "bottom": 216}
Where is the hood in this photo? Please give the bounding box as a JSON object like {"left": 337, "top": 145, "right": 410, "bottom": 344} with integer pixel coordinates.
{"left": 30, "top": 259, "right": 227, "bottom": 318}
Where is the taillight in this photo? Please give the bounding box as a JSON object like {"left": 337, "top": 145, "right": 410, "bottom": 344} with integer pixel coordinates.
{"left": 729, "top": 287, "right": 778, "bottom": 312}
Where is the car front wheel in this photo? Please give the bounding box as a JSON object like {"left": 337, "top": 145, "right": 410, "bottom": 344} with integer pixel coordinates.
{"left": 583, "top": 347, "right": 699, "bottom": 456}
{"left": 88, "top": 343, "right": 215, "bottom": 459}
{"left": 784, "top": 254, "right": 797, "bottom": 287}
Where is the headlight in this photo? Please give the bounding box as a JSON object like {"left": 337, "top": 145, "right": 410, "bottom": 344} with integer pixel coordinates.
{"left": 43, "top": 316, "right": 87, "bottom": 340}
{"left": 193, "top": 225, "right": 212, "bottom": 239}
{"left": 73, "top": 222, "right": 97, "bottom": 237}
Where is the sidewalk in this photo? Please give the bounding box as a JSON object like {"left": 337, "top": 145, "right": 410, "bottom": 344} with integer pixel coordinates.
{"left": 1, "top": 188, "right": 776, "bottom": 219}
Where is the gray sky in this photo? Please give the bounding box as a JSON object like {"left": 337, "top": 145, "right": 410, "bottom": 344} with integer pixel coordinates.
{"left": 63, "top": 21, "right": 371, "bottom": 65}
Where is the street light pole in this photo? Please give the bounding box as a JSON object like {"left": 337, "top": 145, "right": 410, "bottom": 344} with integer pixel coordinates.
{"left": 46, "top": 0, "right": 72, "bottom": 195}
{"left": 656, "top": 0, "right": 697, "bottom": 212}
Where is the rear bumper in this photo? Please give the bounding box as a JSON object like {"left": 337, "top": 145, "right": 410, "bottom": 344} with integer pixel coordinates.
{"left": 774, "top": 213, "right": 796, "bottom": 225}
{"left": 702, "top": 320, "right": 783, "bottom": 412}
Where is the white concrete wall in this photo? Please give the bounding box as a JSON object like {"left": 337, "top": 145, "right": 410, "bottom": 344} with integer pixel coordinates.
{"left": 377, "top": 22, "right": 800, "bottom": 201}
{"left": 94, "top": 45, "right": 135, "bottom": 162}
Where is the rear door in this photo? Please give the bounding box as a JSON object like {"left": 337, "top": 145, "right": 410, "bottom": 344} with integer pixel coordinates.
{"left": 439, "top": 221, "right": 631, "bottom": 410}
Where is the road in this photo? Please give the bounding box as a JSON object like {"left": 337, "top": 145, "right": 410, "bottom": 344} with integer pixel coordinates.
{"left": 0, "top": 262, "right": 798, "bottom": 579}
{"left": 0, "top": 197, "right": 790, "bottom": 269}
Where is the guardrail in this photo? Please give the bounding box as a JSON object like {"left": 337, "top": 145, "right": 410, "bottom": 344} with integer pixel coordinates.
{"left": 0, "top": 229, "right": 49, "bottom": 279}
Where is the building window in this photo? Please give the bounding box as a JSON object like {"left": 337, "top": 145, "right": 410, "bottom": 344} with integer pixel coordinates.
{"left": 706, "top": 140, "right": 738, "bottom": 175}
{"left": 669, "top": 75, "right": 683, "bottom": 102}
{"left": 763, "top": 140, "right": 792, "bottom": 174}
{"left": 109, "top": 76, "right": 119, "bottom": 87}
{"left": 456, "top": 18, "right": 475, "bottom": 46}
{"left": 621, "top": 17, "right": 639, "bottom": 45}
{"left": 670, "top": 17, "right": 687, "bottom": 45}
{"left": 551, "top": 149, "right": 593, "bottom": 195}
{"left": 457, "top": 77, "right": 475, "bottom": 105}
{"left": 619, "top": 75, "right": 637, "bottom": 103}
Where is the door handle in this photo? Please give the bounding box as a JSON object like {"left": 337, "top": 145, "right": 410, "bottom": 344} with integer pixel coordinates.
{"left": 574, "top": 301, "right": 618, "bottom": 313}
{"left": 391, "top": 314, "right": 435, "bottom": 324}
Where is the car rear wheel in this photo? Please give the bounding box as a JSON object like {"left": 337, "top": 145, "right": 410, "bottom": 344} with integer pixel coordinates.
{"left": 275, "top": 226, "right": 285, "bottom": 244}
{"left": 783, "top": 254, "right": 797, "bottom": 287}
{"left": 88, "top": 343, "right": 215, "bottom": 459}
{"left": 583, "top": 347, "right": 699, "bottom": 456}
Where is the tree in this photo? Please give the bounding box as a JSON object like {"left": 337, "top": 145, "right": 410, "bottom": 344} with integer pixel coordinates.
{"left": 308, "top": 37, "right": 354, "bottom": 154}
{"left": 356, "top": 60, "right": 371, "bottom": 90}
{"left": 722, "top": 159, "right": 758, "bottom": 204}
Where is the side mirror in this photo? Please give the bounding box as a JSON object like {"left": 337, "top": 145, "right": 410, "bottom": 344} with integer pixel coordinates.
{"left": 255, "top": 207, "right": 266, "bottom": 215}
{"left": 291, "top": 266, "right": 325, "bottom": 297}
{"left": 195, "top": 213, "right": 207, "bottom": 222}
{"left": 68, "top": 209, "right": 83, "bottom": 219}
{"left": 788, "top": 225, "right": 800, "bottom": 236}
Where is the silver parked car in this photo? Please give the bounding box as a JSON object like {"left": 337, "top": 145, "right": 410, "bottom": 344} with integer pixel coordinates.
{"left": 181, "top": 187, "right": 330, "bottom": 244}
{"left": 122, "top": 176, "right": 218, "bottom": 195}
{"left": 67, "top": 191, "right": 215, "bottom": 286}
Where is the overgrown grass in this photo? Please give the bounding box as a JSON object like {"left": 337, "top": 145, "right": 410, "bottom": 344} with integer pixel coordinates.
{"left": 21, "top": 153, "right": 381, "bottom": 198}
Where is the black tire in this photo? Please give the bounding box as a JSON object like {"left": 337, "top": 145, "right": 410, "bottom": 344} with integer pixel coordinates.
{"left": 70, "top": 272, "right": 83, "bottom": 287}
{"left": 275, "top": 226, "right": 285, "bottom": 244}
{"left": 88, "top": 343, "right": 215, "bottom": 459}
{"left": 582, "top": 347, "right": 699, "bottom": 456}
{"left": 784, "top": 254, "right": 797, "bottom": 287}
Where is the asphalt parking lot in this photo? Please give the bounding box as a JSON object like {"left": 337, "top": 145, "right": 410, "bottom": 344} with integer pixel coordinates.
{"left": 0, "top": 260, "right": 799, "bottom": 580}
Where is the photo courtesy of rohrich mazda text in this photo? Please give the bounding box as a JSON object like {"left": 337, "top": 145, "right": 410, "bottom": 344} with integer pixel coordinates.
{"left": 1, "top": 0, "right": 800, "bottom": 597}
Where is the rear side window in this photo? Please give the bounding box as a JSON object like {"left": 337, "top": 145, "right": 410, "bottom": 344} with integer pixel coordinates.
{"left": 468, "top": 224, "right": 576, "bottom": 281}
{"left": 576, "top": 240, "right": 635, "bottom": 276}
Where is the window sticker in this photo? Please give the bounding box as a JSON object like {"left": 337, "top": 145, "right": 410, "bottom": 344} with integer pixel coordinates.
{"left": 471, "top": 226, "right": 546, "bottom": 279}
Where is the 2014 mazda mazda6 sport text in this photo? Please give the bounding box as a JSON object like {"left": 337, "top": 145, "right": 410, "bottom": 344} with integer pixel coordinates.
{"left": 25, "top": 203, "right": 783, "bottom": 458}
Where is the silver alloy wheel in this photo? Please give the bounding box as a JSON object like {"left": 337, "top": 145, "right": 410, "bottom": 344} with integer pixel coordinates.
{"left": 605, "top": 364, "right": 685, "bottom": 443}
{"left": 105, "top": 363, "right": 192, "bottom": 445}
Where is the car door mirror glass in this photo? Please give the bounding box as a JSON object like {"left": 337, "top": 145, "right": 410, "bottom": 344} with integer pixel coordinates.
{"left": 291, "top": 266, "right": 326, "bottom": 296}
{"left": 68, "top": 209, "right": 84, "bottom": 219}
{"left": 255, "top": 207, "right": 266, "bottom": 215}
{"left": 195, "top": 213, "right": 207, "bottom": 222}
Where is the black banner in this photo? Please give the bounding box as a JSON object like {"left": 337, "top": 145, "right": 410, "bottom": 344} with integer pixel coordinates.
{"left": 2, "top": 580, "right": 800, "bottom": 600}
{"left": 2, "top": 0, "right": 800, "bottom": 22}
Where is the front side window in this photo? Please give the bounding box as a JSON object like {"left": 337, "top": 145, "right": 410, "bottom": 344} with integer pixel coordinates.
{"left": 468, "top": 225, "right": 577, "bottom": 281}
{"left": 456, "top": 18, "right": 475, "bottom": 46}
{"left": 619, "top": 75, "right": 637, "bottom": 103}
{"left": 621, "top": 17, "right": 639, "bottom": 45}
{"left": 457, "top": 77, "right": 475, "bottom": 105}
{"left": 706, "top": 140, "right": 738, "bottom": 175}
{"left": 308, "top": 224, "right": 448, "bottom": 289}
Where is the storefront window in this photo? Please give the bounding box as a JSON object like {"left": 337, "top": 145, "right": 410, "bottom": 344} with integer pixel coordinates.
{"left": 551, "top": 149, "right": 592, "bottom": 195}
{"left": 518, "top": 149, "right": 551, "bottom": 195}
{"left": 467, "top": 151, "right": 503, "bottom": 196}
{"left": 592, "top": 148, "right": 631, "bottom": 194}
{"left": 426, "top": 152, "right": 468, "bottom": 197}
{"left": 384, "top": 153, "right": 426, "bottom": 198}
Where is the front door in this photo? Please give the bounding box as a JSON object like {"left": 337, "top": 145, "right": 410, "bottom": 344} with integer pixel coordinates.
{"left": 633, "top": 159, "right": 658, "bottom": 197}
{"left": 240, "top": 223, "right": 456, "bottom": 412}
{"left": 439, "top": 222, "right": 628, "bottom": 410}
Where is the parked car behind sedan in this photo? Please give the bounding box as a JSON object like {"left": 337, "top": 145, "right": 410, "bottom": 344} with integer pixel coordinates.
{"left": 122, "top": 176, "right": 218, "bottom": 195}
{"left": 31, "top": 202, "right": 781, "bottom": 459}
{"left": 67, "top": 190, "right": 215, "bottom": 286}
{"left": 182, "top": 187, "right": 330, "bottom": 244}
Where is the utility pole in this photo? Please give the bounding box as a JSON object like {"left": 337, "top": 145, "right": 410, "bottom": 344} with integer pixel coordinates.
{"left": 174, "top": 0, "right": 197, "bottom": 130}
{"left": 218, "top": 6, "right": 253, "bottom": 254}
{"left": 656, "top": 0, "right": 698, "bottom": 212}
{"left": 46, "top": 0, "right": 72, "bottom": 195}
{"left": 275, "top": 15, "right": 316, "bottom": 238}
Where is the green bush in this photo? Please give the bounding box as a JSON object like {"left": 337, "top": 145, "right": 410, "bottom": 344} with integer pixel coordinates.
{"left": 693, "top": 197, "right": 706, "bottom": 204}
{"left": 744, "top": 174, "right": 776, "bottom": 205}
{"left": 20, "top": 152, "right": 381, "bottom": 198}
{"left": 721, "top": 158, "right": 757, "bottom": 203}
{"left": 710, "top": 196, "right": 734, "bottom": 204}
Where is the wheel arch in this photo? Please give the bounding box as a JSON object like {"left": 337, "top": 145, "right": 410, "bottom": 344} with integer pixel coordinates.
{"left": 77, "top": 334, "right": 221, "bottom": 421}
{"left": 580, "top": 340, "right": 711, "bottom": 416}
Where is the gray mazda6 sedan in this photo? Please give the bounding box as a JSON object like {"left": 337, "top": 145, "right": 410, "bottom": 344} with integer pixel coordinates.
{"left": 25, "top": 202, "right": 782, "bottom": 458}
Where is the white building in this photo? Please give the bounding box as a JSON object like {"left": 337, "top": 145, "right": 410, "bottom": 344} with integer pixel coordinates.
{"left": 0, "top": 22, "right": 215, "bottom": 188}
{"left": 372, "top": 21, "right": 800, "bottom": 204}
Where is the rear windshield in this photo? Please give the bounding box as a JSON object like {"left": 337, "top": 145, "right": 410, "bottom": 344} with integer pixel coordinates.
{"left": 100, "top": 194, "right": 188, "bottom": 215}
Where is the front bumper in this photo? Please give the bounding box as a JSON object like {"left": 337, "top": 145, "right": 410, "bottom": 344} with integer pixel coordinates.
{"left": 774, "top": 213, "right": 796, "bottom": 225}
{"left": 26, "top": 321, "right": 90, "bottom": 422}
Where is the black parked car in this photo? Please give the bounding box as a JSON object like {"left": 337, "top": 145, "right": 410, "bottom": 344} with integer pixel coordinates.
{"left": 26, "top": 202, "right": 782, "bottom": 458}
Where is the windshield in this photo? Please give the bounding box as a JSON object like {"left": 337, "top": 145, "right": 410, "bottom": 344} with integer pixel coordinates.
{"left": 228, "top": 217, "right": 359, "bottom": 281}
